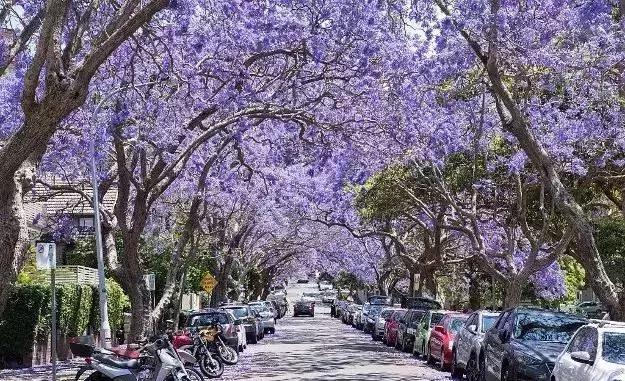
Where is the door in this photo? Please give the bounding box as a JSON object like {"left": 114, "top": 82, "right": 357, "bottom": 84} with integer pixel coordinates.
{"left": 484, "top": 311, "right": 511, "bottom": 381}
{"left": 556, "top": 327, "right": 597, "bottom": 380}
{"left": 457, "top": 313, "right": 477, "bottom": 367}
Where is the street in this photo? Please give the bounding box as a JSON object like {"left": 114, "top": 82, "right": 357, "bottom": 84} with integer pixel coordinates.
{"left": 0, "top": 282, "right": 449, "bottom": 381}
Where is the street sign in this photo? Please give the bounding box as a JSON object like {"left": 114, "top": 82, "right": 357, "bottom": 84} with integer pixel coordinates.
{"left": 35, "top": 242, "right": 56, "bottom": 270}
{"left": 201, "top": 273, "right": 218, "bottom": 293}
{"left": 144, "top": 273, "right": 156, "bottom": 291}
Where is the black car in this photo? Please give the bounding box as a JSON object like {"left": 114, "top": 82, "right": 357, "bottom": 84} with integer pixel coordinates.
{"left": 401, "top": 296, "right": 442, "bottom": 310}
{"left": 395, "top": 309, "right": 426, "bottom": 353}
{"left": 368, "top": 295, "right": 393, "bottom": 306}
{"left": 185, "top": 309, "right": 240, "bottom": 349}
{"left": 481, "top": 307, "right": 587, "bottom": 381}
{"left": 293, "top": 299, "right": 315, "bottom": 317}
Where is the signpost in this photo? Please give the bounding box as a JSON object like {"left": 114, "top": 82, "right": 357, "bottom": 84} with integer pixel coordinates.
{"left": 36, "top": 242, "right": 57, "bottom": 381}
{"left": 201, "top": 273, "right": 218, "bottom": 293}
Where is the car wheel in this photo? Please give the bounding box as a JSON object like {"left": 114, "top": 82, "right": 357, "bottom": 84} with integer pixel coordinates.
{"left": 501, "top": 363, "right": 516, "bottom": 381}
{"left": 248, "top": 333, "right": 258, "bottom": 344}
{"left": 479, "top": 354, "right": 487, "bottom": 381}
{"left": 440, "top": 350, "right": 449, "bottom": 371}
{"left": 466, "top": 353, "right": 479, "bottom": 381}
{"left": 395, "top": 335, "right": 402, "bottom": 350}
{"left": 451, "top": 349, "right": 462, "bottom": 379}
{"left": 426, "top": 342, "right": 435, "bottom": 365}
{"left": 270, "top": 328, "right": 276, "bottom": 334}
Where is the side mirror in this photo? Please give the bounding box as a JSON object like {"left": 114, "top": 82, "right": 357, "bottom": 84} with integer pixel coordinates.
{"left": 434, "top": 325, "right": 446, "bottom": 334}
{"left": 467, "top": 324, "right": 478, "bottom": 333}
{"left": 570, "top": 351, "right": 594, "bottom": 365}
{"left": 498, "top": 329, "right": 510, "bottom": 343}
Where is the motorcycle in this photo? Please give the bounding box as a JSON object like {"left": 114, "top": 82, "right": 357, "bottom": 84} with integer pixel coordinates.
{"left": 173, "top": 327, "right": 226, "bottom": 378}
{"left": 174, "top": 321, "right": 237, "bottom": 367}
{"left": 71, "top": 335, "right": 203, "bottom": 381}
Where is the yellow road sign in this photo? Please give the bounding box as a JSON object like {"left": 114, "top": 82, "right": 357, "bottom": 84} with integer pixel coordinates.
{"left": 201, "top": 273, "right": 218, "bottom": 293}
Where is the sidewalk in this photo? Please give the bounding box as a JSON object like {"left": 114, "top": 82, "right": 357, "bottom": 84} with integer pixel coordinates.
{"left": 0, "top": 360, "right": 82, "bottom": 381}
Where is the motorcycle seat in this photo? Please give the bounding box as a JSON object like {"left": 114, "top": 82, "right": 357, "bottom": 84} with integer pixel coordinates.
{"left": 94, "top": 354, "right": 140, "bottom": 369}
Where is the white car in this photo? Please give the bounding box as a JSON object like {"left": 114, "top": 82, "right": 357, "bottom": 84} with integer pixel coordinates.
{"left": 552, "top": 321, "right": 625, "bottom": 381}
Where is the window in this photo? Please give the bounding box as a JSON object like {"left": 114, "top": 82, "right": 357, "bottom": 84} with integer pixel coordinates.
{"left": 482, "top": 315, "right": 498, "bottom": 332}
{"left": 78, "top": 217, "right": 94, "bottom": 227}
{"left": 188, "top": 313, "right": 230, "bottom": 326}
{"left": 381, "top": 309, "right": 394, "bottom": 319}
{"left": 514, "top": 311, "right": 586, "bottom": 343}
{"left": 602, "top": 332, "right": 625, "bottom": 365}
{"left": 449, "top": 317, "right": 468, "bottom": 334}
{"left": 567, "top": 327, "right": 598, "bottom": 360}
{"left": 495, "top": 311, "right": 511, "bottom": 329}
{"left": 225, "top": 307, "right": 248, "bottom": 318}
{"left": 431, "top": 312, "right": 445, "bottom": 327}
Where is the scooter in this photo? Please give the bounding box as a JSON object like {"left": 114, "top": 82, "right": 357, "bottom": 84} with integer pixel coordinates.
{"left": 71, "top": 335, "right": 203, "bottom": 381}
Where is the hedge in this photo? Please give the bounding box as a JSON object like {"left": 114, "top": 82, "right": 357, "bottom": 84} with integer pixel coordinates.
{"left": 0, "top": 279, "right": 129, "bottom": 367}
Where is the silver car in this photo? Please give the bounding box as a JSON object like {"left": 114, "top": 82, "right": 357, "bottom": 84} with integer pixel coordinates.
{"left": 248, "top": 302, "right": 276, "bottom": 334}
{"left": 451, "top": 310, "right": 500, "bottom": 380}
{"left": 373, "top": 308, "right": 396, "bottom": 341}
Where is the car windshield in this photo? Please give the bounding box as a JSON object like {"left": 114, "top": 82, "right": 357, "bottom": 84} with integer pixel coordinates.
{"left": 369, "top": 305, "right": 384, "bottom": 315}
{"left": 431, "top": 312, "right": 444, "bottom": 327}
{"left": 381, "top": 310, "right": 394, "bottom": 319}
{"left": 188, "top": 313, "right": 229, "bottom": 326}
{"left": 225, "top": 307, "right": 248, "bottom": 318}
{"left": 603, "top": 332, "right": 625, "bottom": 365}
{"left": 395, "top": 311, "right": 406, "bottom": 320}
{"left": 513, "top": 311, "right": 586, "bottom": 343}
{"left": 250, "top": 304, "right": 268, "bottom": 313}
{"left": 482, "top": 315, "right": 498, "bottom": 332}
{"left": 448, "top": 317, "right": 468, "bottom": 334}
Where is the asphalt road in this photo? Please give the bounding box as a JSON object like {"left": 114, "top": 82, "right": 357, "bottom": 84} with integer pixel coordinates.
{"left": 0, "top": 281, "right": 450, "bottom": 381}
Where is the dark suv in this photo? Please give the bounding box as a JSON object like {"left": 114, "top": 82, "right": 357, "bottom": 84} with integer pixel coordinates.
{"left": 481, "top": 307, "right": 587, "bottom": 381}
{"left": 396, "top": 309, "right": 426, "bottom": 353}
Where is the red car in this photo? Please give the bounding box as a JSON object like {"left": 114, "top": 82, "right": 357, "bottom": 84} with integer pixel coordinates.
{"left": 383, "top": 309, "right": 406, "bottom": 347}
{"left": 427, "top": 313, "right": 468, "bottom": 370}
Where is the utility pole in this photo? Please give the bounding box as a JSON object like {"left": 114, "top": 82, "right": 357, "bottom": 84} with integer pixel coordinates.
{"left": 90, "top": 137, "right": 112, "bottom": 348}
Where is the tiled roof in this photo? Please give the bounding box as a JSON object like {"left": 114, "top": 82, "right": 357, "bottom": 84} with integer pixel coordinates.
{"left": 24, "top": 178, "right": 117, "bottom": 224}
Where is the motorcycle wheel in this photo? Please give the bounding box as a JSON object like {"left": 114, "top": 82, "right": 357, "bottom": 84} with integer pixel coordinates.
{"left": 216, "top": 343, "right": 238, "bottom": 365}
{"left": 182, "top": 367, "right": 205, "bottom": 381}
{"left": 83, "top": 372, "right": 113, "bottom": 381}
{"left": 199, "top": 355, "right": 224, "bottom": 379}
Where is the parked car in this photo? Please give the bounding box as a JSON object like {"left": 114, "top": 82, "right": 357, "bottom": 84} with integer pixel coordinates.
{"left": 248, "top": 302, "right": 276, "bottom": 334}
{"left": 185, "top": 308, "right": 243, "bottom": 351}
{"left": 353, "top": 305, "right": 364, "bottom": 329}
{"left": 401, "top": 296, "right": 442, "bottom": 310}
{"left": 396, "top": 309, "right": 427, "bottom": 352}
{"left": 552, "top": 321, "right": 625, "bottom": 381}
{"left": 368, "top": 295, "right": 394, "bottom": 306}
{"left": 270, "top": 284, "right": 287, "bottom": 295}
{"left": 344, "top": 303, "right": 361, "bottom": 325}
{"left": 575, "top": 301, "right": 606, "bottom": 319}
{"left": 322, "top": 290, "right": 337, "bottom": 304}
{"left": 373, "top": 308, "right": 396, "bottom": 341}
{"left": 222, "top": 304, "right": 264, "bottom": 344}
{"left": 413, "top": 309, "right": 448, "bottom": 358}
{"left": 481, "top": 307, "right": 587, "bottom": 381}
{"left": 293, "top": 299, "right": 315, "bottom": 317}
{"left": 452, "top": 310, "right": 500, "bottom": 381}
{"left": 363, "top": 303, "right": 385, "bottom": 334}
{"left": 427, "top": 312, "right": 469, "bottom": 371}
{"left": 384, "top": 309, "right": 407, "bottom": 347}
{"left": 267, "top": 293, "right": 288, "bottom": 318}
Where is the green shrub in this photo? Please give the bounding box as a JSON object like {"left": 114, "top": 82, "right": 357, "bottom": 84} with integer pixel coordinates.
{"left": 0, "top": 280, "right": 128, "bottom": 366}
{"left": 0, "top": 285, "right": 49, "bottom": 365}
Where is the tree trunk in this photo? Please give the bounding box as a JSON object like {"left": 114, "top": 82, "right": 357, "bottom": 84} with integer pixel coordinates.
{"left": 468, "top": 273, "right": 482, "bottom": 311}
{"left": 504, "top": 278, "right": 524, "bottom": 308}
{"left": 418, "top": 268, "right": 437, "bottom": 299}
{"left": 408, "top": 270, "right": 416, "bottom": 297}
{"left": 210, "top": 256, "right": 233, "bottom": 307}
{"left": 0, "top": 160, "right": 37, "bottom": 318}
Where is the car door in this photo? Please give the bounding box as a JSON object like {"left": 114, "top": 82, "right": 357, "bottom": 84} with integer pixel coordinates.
{"left": 416, "top": 312, "right": 429, "bottom": 352}
{"left": 457, "top": 313, "right": 477, "bottom": 367}
{"left": 557, "top": 327, "right": 598, "bottom": 380}
{"left": 484, "top": 310, "right": 511, "bottom": 381}
{"left": 430, "top": 315, "right": 448, "bottom": 358}
{"left": 398, "top": 311, "right": 410, "bottom": 343}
